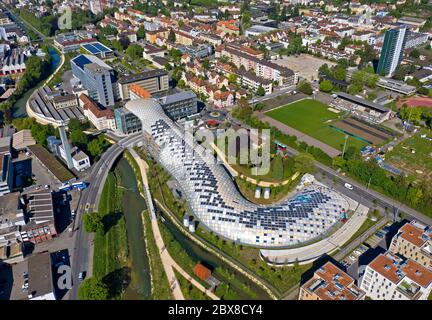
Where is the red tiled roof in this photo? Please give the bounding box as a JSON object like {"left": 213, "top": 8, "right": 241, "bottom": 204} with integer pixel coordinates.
{"left": 79, "top": 94, "right": 114, "bottom": 119}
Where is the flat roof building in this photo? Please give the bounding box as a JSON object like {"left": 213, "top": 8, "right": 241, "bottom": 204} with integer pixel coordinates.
{"left": 360, "top": 252, "right": 432, "bottom": 300}
{"left": 117, "top": 69, "right": 169, "bottom": 101}
{"left": 27, "top": 252, "right": 56, "bottom": 300}
{"left": 71, "top": 54, "right": 115, "bottom": 107}
{"left": 389, "top": 221, "right": 432, "bottom": 270}
{"left": 299, "top": 261, "right": 365, "bottom": 300}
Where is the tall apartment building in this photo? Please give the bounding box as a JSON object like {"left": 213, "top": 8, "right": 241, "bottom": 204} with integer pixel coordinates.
{"left": 389, "top": 221, "right": 432, "bottom": 270}
{"left": 299, "top": 262, "right": 365, "bottom": 300}
{"left": 117, "top": 69, "right": 169, "bottom": 100}
{"left": 0, "top": 137, "right": 12, "bottom": 196}
{"left": 377, "top": 27, "right": 407, "bottom": 77}
{"left": 359, "top": 252, "right": 432, "bottom": 300}
{"left": 71, "top": 54, "right": 115, "bottom": 107}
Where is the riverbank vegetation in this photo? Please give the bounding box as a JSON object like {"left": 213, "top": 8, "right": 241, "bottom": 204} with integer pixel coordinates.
{"left": 90, "top": 172, "right": 129, "bottom": 300}
{"left": 174, "top": 270, "right": 210, "bottom": 300}
{"left": 141, "top": 209, "right": 173, "bottom": 300}
{"left": 0, "top": 46, "right": 52, "bottom": 123}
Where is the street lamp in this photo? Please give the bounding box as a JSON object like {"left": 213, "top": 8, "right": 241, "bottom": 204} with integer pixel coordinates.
{"left": 341, "top": 135, "right": 349, "bottom": 159}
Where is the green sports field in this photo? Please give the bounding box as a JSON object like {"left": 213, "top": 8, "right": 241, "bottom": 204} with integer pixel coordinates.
{"left": 265, "top": 99, "right": 367, "bottom": 151}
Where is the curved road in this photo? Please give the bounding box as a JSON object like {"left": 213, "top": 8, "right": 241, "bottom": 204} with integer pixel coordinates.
{"left": 69, "top": 133, "right": 141, "bottom": 299}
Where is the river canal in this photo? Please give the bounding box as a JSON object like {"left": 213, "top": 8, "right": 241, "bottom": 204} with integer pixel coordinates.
{"left": 116, "top": 157, "right": 152, "bottom": 300}
{"left": 12, "top": 47, "right": 61, "bottom": 118}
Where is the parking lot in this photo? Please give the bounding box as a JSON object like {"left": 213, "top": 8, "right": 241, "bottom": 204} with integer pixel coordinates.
{"left": 272, "top": 54, "right": 336, "bottom": 82}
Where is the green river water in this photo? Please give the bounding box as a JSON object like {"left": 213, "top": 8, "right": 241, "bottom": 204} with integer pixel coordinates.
{"left": 115, "top": 157, "right": 151, "bottom": 300}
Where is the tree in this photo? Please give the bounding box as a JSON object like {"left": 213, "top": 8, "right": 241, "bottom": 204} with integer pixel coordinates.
{"left": 136, "top": 26, "right": 146, "bottom": 40}
{"left": 409, "top": 49, "right": 420, "bottom": 59}
{"left": 168, "top": 29, "right": 176, "bottom": 42}
{"left": 256, "top": 86, "right": 265, "bottom": 96}
{"left": 297, "top": 80, "right": 313, "bottom": 95}
{"left": 228, "top": 73, "right": 237, "bottom": 84}
{"left": 110, "top": 39, "right": 124, "bottom": 52}
{"left": 241, "top": 10, "right": 252, "bottom": 33}
{"left": 125, "top": 44, "right": 144, "bottom": 60}
{"left": 87, "top": 138, "right": 103, "bottom": 159}
{"left": 70, "top": 130, "right": 88, "bottom": 147}
{"left": 202, "top": 58, "right": 210, "bottom": 70}
{"left": 294, "top": 153, "right": 315, "bottom": 173}
{"left": 83, "top": 212, "right": 104, "bottom": 233}
{"left": 77, "top": 277, "right": 109, "bottom": 300}
{"left": 319, "top": 80, "right": 333, "bottom": 93}
{"left": 348, "top": 84, "right": 360, "bottom": 95}
{"left": 333, "top": 66, "right": 347, "bottom": 81}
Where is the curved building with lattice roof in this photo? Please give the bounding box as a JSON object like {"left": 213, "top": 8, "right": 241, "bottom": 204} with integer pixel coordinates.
{"left": 125, "top": 98, "right": 350, "bottom": 247}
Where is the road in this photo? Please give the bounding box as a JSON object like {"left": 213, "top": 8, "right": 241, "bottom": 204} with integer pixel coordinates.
{"left": 1, "top": 4, "right": 49, "bottom": 43}
{"left": 68, "top": 133, "right": 142, "bottom": 300}
{"left": 282, "top": 145, "right": 432, "bottom": 226}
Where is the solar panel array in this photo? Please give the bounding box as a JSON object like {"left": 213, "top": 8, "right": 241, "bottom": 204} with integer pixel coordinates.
{"left": 126, "top": 99, "right": 350, "bottom": 247}
{"left": 82, "top": 42, "right": 112, "bottom": 55}
{"left": 29, "top": 87, "right": 85, "bottom": 124}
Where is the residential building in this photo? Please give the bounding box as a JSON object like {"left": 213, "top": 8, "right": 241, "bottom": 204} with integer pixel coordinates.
{"left": 389, "top": 221, "right": 432, "bottom": 270}
{"left": 377, "top": 27, "right": 407, "bottom": 77}
{"left": 117, "top": 69, "right": 169, "bottom": 100}
{"left": 71, "top": 54, "right": 115, "bottom": 107}
{"left": 216, "top": 20, "right": 240, "bottom": 36}
{"left": 27, "top": 252, "right": 56, "bottom": 300}
{"left": 360, "top": 252, "right": 432, "bottom": 300}
{"left": 237, "top": 69, "right": 273, "bottom": 95}
{"left": 58, "top": 144, "right": 90, "bottom": 171}
{"left": 0, "top": 136, "right": 12, "bottom": 196}
{"left": 79, "top": 94, "right": 116, "bottom": 131}
{"left": 299, "top": 262, "right": 365, "bottom": 300}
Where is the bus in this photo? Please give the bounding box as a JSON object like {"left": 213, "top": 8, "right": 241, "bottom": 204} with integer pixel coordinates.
{"left": 72, "top": 182, "right": 89, "bottom": 190}
{"left": 59, "top": 184, "right": 73, "bottom": 192}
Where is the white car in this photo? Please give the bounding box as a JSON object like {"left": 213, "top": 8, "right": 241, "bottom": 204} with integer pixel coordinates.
{"left": 344, "top": 183, "right": 353, "bottom": 190}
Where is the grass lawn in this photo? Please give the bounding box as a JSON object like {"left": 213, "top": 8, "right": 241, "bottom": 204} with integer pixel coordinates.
{"left": 92, "top": 172, "right": 129, "bottom": 299}
{"left": 386, "top": 129, "right": 432, "bottom": 181}
{"left": 142, "top": 210, "right": 174, "bottom": 300}
{"left": 265, "top": 99, "right": 366, "bottom": 151}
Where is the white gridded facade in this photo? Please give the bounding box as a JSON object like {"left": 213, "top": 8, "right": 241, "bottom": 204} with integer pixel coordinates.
{"left": 126, "top": 99, "right": 349, "bottom": 247}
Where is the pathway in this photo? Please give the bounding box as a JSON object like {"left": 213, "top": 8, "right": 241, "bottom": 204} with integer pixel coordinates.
{"left": 153, "top": 198, "right": 278, "bottom": 300}
{"left": 210, "top": 142, "right": 299, "bottom": 187}
{"left": 129, "top": 149, "right": 219, "bottom": 300}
